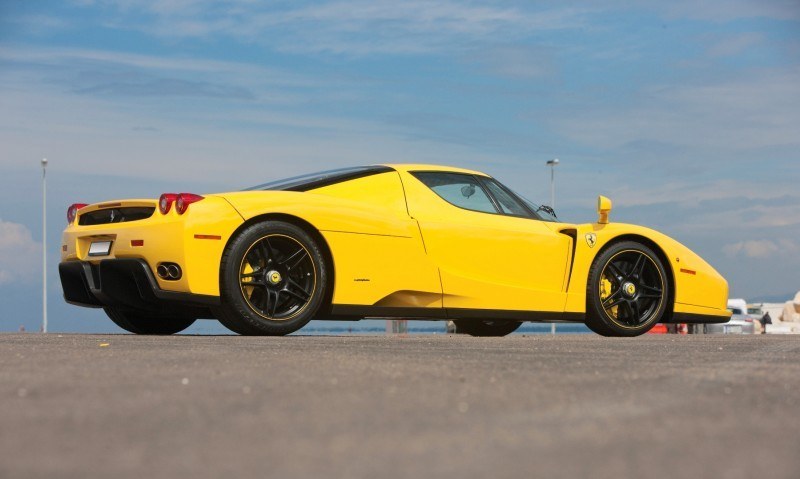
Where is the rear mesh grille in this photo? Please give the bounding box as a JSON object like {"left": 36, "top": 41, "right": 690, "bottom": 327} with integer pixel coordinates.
{"left": 79, "top": 207, "right": 155, "bottom": 226}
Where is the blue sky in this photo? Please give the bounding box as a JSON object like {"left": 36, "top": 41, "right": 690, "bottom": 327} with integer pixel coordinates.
{"left": 1, "top": 1, "right": 798, "bottom": 332}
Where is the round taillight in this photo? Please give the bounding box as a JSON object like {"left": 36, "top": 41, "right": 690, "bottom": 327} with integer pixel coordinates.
{"left": 67, "top": 203, "right": 88, "bottom": 224}
{"left": 175, "top": 193, "right": 204, "bottom": 215}
{"left": 159, "top": 193, "right": 177, "bottom": 214}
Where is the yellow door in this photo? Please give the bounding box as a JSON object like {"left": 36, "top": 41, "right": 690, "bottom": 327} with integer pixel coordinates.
{"left": 400, "top": 170, "right": 571, "bottom": 313}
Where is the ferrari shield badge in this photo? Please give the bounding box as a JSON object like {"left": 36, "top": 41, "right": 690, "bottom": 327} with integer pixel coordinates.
{"left": 585, "top": 233, "right": 597, "bottom": 248}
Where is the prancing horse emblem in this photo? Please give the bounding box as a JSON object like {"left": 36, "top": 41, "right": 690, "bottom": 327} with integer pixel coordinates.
{"left": 585, "top": 233, "right": 597, "bottom": 248}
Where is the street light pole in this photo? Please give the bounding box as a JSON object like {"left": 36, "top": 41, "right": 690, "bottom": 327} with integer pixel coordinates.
{"left": 42, "top": 158, "right": 48, "bottom": 334}
{"left": 545, "top": 158, "right": 559, "bottom": 335}
{"left": 546, "top": 158, "right": 559, "bottom": 208}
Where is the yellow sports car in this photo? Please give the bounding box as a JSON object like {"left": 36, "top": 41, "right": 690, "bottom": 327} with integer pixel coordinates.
{"left": 59, "top": 164, "right": 730, "bottom": 337}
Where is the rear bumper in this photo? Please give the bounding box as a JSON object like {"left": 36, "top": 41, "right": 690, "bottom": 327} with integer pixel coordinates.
{"left": 61, "top": 195, "right": 243, "bottom": 297}
{"left": 59, "top": 259, "right": 219, "bottom": 313}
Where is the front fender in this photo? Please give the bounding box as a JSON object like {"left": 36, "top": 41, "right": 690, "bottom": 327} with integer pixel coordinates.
{"left": 562, "top": 223, "right": 728, "bottom": 317}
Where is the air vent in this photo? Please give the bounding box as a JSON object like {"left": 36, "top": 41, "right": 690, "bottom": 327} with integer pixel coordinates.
{"left": 79, "top": 207, "right": 155, "bottom": 226}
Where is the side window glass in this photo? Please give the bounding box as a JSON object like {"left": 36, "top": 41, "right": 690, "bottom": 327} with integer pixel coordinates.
{"left": 412, "top": 172, "right": 498, "bottom": 214}
{"left": 481, "top": 179, "right": 530, "bottom": 217}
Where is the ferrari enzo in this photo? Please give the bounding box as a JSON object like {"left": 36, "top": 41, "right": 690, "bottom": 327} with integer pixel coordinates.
{"left": 59, "top": 164, "right": 730, "bottom": 337}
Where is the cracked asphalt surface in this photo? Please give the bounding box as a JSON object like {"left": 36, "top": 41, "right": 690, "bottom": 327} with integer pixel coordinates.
{"left": 2, "top": 333, "right": 799, "bottom": 478}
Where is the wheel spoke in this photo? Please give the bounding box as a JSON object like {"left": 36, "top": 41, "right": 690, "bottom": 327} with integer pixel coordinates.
{"left": 259, "top": 240, "right": 272, "bottom": 266}
{"left": 630, "top": 300, "right": 641, "bottom": 322}
{"left": 602, "top": 289, "right": 624, "bottom": 309}
{"left": 640, "top": 283, "right": 662, "bottom": 294}
{"left": 245, "top": 251, "right": 261, "bottom": 271}
{"left": 241, "top": 280, "right": 265, "bottom": 288}
{"left": 606, "top": 262, "right": 625, "bottom": 282}
{"left": 617, "top": 301, "right": 631, "bottom": 321}
{"left": 629, "top": 254, "right": 645, "bottom": 279}
{"left": 604, "top": 297, "right": 625, "bottom": 310}
{"left": 268, "top": 289, "right": 279, "bottom": 317}
{"left": 280, "top": 247, "right": 308, "bottom": 269}
{"left": 639, "top": 292, "right": 661, "bottom": 299}
{"left": 241, "top": 271, "right": 261, "bottom": 279}
{"left": 252, "top": 288, "right": 269, "bottom": 312}
{"left": 284, "top": 278, "right": 311, "bottom": 302}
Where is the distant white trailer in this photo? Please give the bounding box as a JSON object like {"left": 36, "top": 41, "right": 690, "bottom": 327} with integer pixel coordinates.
{"left": 715, "top": 298, "right": 756, "bottom": 334}
{"left": 727, "top": 298, "right": 747, "bottom": 315}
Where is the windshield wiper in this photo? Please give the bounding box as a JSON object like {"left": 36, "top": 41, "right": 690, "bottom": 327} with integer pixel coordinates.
{"left": 536, "top": 205, "right": 557, "bottom": 219}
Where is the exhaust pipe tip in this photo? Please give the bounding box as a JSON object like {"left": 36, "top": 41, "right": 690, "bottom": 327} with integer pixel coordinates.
{"left": 167, "top": 264, "right": 181, "bottom": 280}
{"left": 157, "top": 264, "right": 170, "bottom": 279}
{"left": 157, "top": 263, "right": 182, "bottom": 281}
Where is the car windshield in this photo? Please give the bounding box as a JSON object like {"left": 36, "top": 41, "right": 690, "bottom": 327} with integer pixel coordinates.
{"left": 245, "top": 166, "right": 390, "bottom": 192}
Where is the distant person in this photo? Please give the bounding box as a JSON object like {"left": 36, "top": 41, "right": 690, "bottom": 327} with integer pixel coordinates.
{"left": 780, "top": 292, "right": 800, "bottom": 323}
{"left": 759, "top": 312, "right": 772, "bottom": 334}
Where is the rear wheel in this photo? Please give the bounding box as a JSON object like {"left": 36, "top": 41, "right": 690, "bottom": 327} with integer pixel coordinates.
{"left": 452, "top": 319, "right": 522, "bottom": 337}
{"left": 216, "top": 221, "right": 328, "bottom": 336}
{"left": 585, "top": 241, "right": 669, "bottom": 337}
{"left": 104, "top": 308, "right": 196, "bottom": 335}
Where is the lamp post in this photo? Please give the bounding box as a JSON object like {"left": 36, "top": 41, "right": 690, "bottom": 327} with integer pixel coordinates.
{"left": 41, "top": 158, "right": 48, "bottom": 333}
{"left": 546, "top": 158, "right": 559, "bottom": 208}
{"left": 545, "top": 158, "right": 559, "bottom": 335}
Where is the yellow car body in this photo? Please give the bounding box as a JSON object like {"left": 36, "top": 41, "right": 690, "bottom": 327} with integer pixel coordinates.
{"left": 59, "top": 164, "right": 730, "bottom": 333}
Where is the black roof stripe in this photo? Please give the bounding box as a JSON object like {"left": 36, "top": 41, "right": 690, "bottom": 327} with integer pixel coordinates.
{"left": 245, "top": 165, "right": 395, "bottom": 192}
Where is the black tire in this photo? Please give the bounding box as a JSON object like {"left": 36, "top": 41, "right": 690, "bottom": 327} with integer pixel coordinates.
{"left": 104, "top": 308, "right": 196, "bottom": 335}
{"left": 585, "top": 241, "right": 670, "bottom": 337}
{"left": 216, "top": 220, "right": 328, "bottom": 336}
{"left": 452, "top": 319, "right": 522, "bottom": 337}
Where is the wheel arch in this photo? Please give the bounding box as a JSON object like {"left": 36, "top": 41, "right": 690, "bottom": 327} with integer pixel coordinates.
{"left": 593, "top": 234, "right": 675, "bottom": 320}
{"left": 222, "top": 213, "right": 336, "bottom": 313}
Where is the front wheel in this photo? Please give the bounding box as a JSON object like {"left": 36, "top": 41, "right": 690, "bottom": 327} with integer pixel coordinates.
{"left": 452, "top": 319, "right": 522, "bottom": 337}
{"left": 104, "top": 308, "right": 196, "bottom": 335}
{"left": 585, "top": 241, "right": 670, "bottom": 337}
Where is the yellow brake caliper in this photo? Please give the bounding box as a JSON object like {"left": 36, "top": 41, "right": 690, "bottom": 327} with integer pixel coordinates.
{"left": 599, "top": 274, "right": 618, "bottom": 319}
{"left": 242, "top": 262, "right": 256, "bottom": 297}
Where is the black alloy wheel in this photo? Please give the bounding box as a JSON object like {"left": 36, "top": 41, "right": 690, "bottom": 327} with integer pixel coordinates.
{"left": 239, "top": 234, "right": 316, "bottom": 321}
{"left": 104, "top": 307, "right": 196, "bottom": 335}
{"left": 586, "top": 241, "right": 669, "bottom": 337}
{"left": 216, "top": 221, "right": 328, "bottom": 336}
{"left": 452, "top": 319, "right": 522, "bottom": 337}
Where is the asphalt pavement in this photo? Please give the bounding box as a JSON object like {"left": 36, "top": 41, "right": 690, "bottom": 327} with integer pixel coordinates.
{"left": 2, "top": 333, "right": 799, "bottom": 479}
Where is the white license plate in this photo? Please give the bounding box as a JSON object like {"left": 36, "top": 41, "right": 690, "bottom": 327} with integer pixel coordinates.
{"left": 724, "top": 325, "right": 742, "bottom": 334}
{"left": 88, "top": 241, "right": 112, "bottom": 256}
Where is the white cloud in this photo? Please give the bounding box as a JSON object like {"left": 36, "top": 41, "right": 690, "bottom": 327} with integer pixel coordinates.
{"left": 660, "top": 0, "right": 800, "bottom": 22}
{"left": 552, "top": 66, "right": 800, "bottom": 151}
{"left": 74, "top": 0, "right": 800, "bottom": 58}
{"left": 0, "top": 72, "right": 502, "bottom": 184}
{"left": 0, "top": 45, "right": 321, "bottom": 88}
{"left": 723, "top": 239, "right": 800, "bottom": 259}
{"left": 75, "top": 1, "right": 592, "bottom": 55}
{"left": 5, "top": 14, "right": 72, "bottom": 35}
{"left": 464, "top": 45, "right": 556, "bottom": 79}
{"left": 606, "top": 180, "right": 799, "bottom": 208}
{"left": 0, "top": 220, "right": 41, "bottom": 285}
{"left": 706, "top": 32, "right": 764, "bottom": 57}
